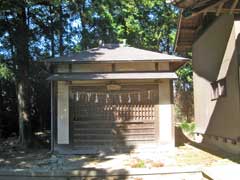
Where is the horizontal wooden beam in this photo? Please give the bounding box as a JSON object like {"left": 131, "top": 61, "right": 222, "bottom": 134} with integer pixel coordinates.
{"left": 176, "top": 45, "right": 192, "bottom": 49}
{"left": 178, "top": 41, "right": 195, "bottom": 45}
{"left": 231, "top": 0, "right": 239, "bottom": 14}
{"left": 216, "top": 2, "right": 225, "bottom": 16}
{"left": 180, "top": 29, "right": 196, "bottom": 33}
{"left": 47, "top": 72, "right": 180, "bottom": 81}
{"left": 208, "top": 8, "right": 240, "bottom": 13}
{"left": 175, "top": 48, "right": 192, "bottom": 53}
{"left": 183, "top": 0, "right": 229, "bottom": 19}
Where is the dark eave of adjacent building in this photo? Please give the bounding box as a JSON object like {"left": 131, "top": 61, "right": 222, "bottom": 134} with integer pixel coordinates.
{"left": 170, "top": 0, "right": 240, "bottom": 54}
{"left": 170, "top": 0, "right": 240, "bottom": 17}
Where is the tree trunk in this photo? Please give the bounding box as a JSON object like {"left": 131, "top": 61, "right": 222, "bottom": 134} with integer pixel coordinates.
{"left": 59, "top": 1, "right": 64, "bottom": 56}
{"left": 78, "top": 0, "right": 88, "bottom": 50}
{"left": 0, "top": 59, "right": 3, "bottom": 115}
{"left": 16, "top": 77, "right": 31, "bottom": 146}
{"left": 14, "top": 6, "right": 32, "bottom": 147}
{"left": 49, "top": 5, "right": 55, "bottom": 57}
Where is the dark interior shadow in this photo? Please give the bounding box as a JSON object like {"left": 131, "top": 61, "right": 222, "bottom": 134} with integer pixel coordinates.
{"left": 175, "top": 126, "right": 190, "bottom": 147}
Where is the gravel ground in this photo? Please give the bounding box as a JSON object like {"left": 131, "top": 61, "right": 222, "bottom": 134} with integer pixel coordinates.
{"left": 0, "top": 137, "right": 237, "bottom": 172}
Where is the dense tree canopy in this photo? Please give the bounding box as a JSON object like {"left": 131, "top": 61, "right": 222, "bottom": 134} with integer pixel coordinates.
{"left": 0, "top": 0, "right": 191, "bottom": 146}
{"left": 1, "top": 0, "right": 178, "bottom": 56}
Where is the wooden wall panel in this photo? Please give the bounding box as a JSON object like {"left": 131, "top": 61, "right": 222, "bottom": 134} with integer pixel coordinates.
{"left": 69, "top": 85, "right": 159, "bottom": 149}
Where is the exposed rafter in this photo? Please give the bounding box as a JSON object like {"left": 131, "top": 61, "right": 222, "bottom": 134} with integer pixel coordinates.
{"left": 183, "top": 0, "right": 229, "bottom": 19}
{"left": 230, "top": 0, "right": 239, "bottom": 14}
{"left": 216, "top": 2, "right": 225, "bottom": 16}
{"left": 208, "top": 8, "right": 240, "bottom": 13}
{"left": 171, "top": 0, "right": 240, "bottom": 53}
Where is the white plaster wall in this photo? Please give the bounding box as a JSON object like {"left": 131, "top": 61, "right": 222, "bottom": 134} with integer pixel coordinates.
{"left": 57, "top": 64, "right": 69, "bottom": 73}
{"left": 115, "top": 62, "right": 155, "bottom": 71}
{"left": 72, "top": 64, "right": 112, "bottom": 72}
{"left": 158, "top": 80, "right": 174, "bottom": 145}
{"left": 57, "top": 81, "right": 69, "bottom": 144}
{"left": 158, "top": 62, "right": 170, "bottom": 71}
{"left": 58, "top": 62, "right": 170, "bottom": 73}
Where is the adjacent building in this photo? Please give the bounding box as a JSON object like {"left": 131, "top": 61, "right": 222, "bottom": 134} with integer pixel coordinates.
{"left": 172, "top": 0, "right": 240, "bottom": 154}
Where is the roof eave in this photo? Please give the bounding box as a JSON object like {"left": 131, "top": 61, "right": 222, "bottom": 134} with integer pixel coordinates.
{"left": 47, "top": 72, "right": 178, "bottom": 81}
{"left": 41, "top": 58, "right": 189, "bottom": 64}
{"left": 174, "top": 10, "right": 183, "bottom": 53}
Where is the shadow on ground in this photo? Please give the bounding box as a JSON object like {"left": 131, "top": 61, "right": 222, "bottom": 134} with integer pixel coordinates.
{"left": 175, "top": 126, "right": 240, "bottom": 164}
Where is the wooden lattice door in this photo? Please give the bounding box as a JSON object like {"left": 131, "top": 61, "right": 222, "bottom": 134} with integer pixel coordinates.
{"left": 69, "top": 85, "right": 159, "bottom": 151}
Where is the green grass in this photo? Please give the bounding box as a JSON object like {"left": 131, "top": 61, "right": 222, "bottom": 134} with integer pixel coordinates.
{"left": 130, "top": 158, "right": 145, "bottom": 168}
{"left": 179, "top": 120, "right": 196, "bottom": 136}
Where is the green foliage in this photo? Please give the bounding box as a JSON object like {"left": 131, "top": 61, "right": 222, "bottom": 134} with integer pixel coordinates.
{"left": 176, "top": 62, "right": 193, "bottom": 88}
{"left": 135, "top": 159, "right": 145, "bottom": 168}
{"left": 175, "top": 62, "right": 194, "bottom": 122}
{"left": 0, "top": 0, "right": 180, "bottom": 140}
{"left": 69, "top": 0, "right": 178, "bottom": 52}
{"left": 0, "top": 63, "right": 13, "bottom": 80}
{"left": 131, "top": 159, "right": 145, "bottom": 168}
{"left": 179, "top": 120, "right": 196, "bottom": 136}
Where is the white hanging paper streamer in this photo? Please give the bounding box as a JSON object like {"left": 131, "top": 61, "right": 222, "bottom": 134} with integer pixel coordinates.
{"left": 138, "top": 92, "right": 141, "bottom": 102}
{"left": 128, "top": 93, "right": 131, "bottom": 103}
{"left": 119, "top": 95, "right": 122, "bottom": 103}
{"left": 87, "top": 93, "right": 91, "bottom": 102}
{"left": 76, "top": 91, "right": 79, "bottom": 101}
{"left": 148, "top": 90, "right": 151, "bottom": 100}
{"left": 95, "top": 93, "right": 98, "bottom": 103}
{"left": 106, "top": 93, "right": 109, "bottom": 103}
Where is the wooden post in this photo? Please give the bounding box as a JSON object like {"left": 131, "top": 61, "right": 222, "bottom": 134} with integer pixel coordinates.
{"left": 51, "top": 81, "right": 54, "bottom": 152}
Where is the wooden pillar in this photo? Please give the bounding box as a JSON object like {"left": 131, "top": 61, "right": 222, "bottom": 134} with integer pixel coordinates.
{"left": 50, "top": 81, "right": 54, "bottom": 152}
{"left": 57, "top": 81, "right": 69, "bottom": 144}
